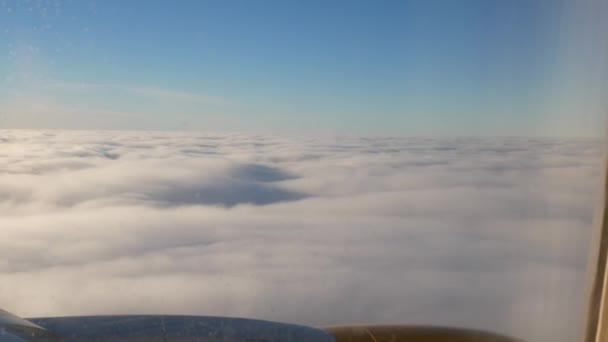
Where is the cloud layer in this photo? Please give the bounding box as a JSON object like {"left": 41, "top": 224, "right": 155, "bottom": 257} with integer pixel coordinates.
{"left": 0, "top": 130, "right": 603, "bottom": 342}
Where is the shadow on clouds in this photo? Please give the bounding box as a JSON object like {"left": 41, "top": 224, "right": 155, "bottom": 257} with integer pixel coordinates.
{"left": 150, "top": 171, "right": 308, "bottom": 207}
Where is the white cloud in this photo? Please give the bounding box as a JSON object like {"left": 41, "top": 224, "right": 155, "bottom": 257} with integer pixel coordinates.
{"left": 0, "top": 130, "right": 602, "bottom": 342}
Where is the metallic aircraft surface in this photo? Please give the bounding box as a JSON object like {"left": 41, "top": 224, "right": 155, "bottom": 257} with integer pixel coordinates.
{"left": 0, "top": 308, "right": 522, "bottom": 342}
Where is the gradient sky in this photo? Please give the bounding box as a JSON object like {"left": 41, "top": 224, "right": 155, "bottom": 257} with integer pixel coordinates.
{"left": 0, "top": 0, "right": 607, "bottom": 136}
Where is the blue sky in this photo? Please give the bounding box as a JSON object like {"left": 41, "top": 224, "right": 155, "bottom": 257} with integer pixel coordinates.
{"left": 0, "top": 0, "right": 606, "bottom": 136}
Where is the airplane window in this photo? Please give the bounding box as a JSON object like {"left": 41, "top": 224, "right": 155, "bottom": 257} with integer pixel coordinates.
{"left": 1, "top": 1, "right": 607, "bottom": 342}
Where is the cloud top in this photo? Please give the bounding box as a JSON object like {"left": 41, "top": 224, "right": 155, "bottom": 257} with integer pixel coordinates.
{"left": 0, "top": 130, "right": 602, "bottom": 342}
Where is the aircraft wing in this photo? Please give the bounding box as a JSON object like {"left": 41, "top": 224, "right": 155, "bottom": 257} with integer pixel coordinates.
{"left": 1, "top": 308, "right": 521, "bottom": 342}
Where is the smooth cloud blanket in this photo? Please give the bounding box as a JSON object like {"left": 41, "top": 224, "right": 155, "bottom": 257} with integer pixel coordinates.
{"left": 0, "top": 130, "right": 602, "bottom": 342}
